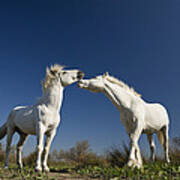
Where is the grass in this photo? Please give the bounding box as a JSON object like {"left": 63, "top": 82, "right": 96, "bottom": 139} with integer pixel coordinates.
{"left": 0, "top": 160, "right": 179, "bottom": 179}
{"left": 75, "top": 162, "right": 180, "bottom": 180}
{"left": 0, "top": 161, "right": 179, "bottom": 180}
{"left": 0, "top": 165, "right": 54, "bottom": 180}
{"left": 0, "top": 139, "right": 179, "bottom": 179}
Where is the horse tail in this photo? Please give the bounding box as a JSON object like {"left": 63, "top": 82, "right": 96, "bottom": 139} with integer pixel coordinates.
{"left": 0, "top": 110, "right": 15, "bottom": 139}
{"left": 0, "top": 122, "right": 7, "bottom": 139}
{"left": 157, "top": 131, "right": 164, "bottom": 147}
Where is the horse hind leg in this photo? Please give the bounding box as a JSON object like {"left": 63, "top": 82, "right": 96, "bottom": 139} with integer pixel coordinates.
{"left": 157, "top": 126, "right": 170, "bottom": 163}
{"left": 4, "top": 127, "right": 15, "bottom": 168}
{"left": 147, "top": 134, "right": 156, "bottom": 161}
{"left": 162, "top": 126, "right": 170, "bottom": 163}
{"left": 16, "top": 132, "right": 28, "bottom": 169}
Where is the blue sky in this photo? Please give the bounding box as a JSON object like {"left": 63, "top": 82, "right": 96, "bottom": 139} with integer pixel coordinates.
{"left": 0, "top": 0, "right": 179, "bottom": 155}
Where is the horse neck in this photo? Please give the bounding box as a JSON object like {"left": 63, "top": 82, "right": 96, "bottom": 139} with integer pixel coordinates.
{"left": 40, "top": 84, "right": 64, "bottom": 112}
{"left": 103, "top": 80, "right": 132, "bottom": 111}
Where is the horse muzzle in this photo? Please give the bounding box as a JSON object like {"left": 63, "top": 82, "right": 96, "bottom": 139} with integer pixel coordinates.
{"left": 78, "top": 79, "right": 88, "bottom": 88}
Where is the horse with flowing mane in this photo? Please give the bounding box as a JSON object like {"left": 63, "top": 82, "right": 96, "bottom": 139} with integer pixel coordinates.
{"left": 0, "top": 64, "right": 84, "bottom": 172}
{"left": 78, "top": 72, "right": 170, "bottom": 168}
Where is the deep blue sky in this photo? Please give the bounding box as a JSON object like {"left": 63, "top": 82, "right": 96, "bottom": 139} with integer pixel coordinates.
{"left": 0, "top": 0, "right": 179, "bottom": 155}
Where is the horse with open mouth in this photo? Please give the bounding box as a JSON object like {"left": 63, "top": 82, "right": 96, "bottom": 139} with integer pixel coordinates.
{"left": 0, "top": 64, "right": 84, "bottom": 172}
{"left": 78, "top": 72, "right": 170, "bottom": 168}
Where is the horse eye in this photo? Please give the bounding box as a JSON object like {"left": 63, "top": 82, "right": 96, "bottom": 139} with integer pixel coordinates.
{"left": 62, "top": 72, "right": 67, "bottom": 75}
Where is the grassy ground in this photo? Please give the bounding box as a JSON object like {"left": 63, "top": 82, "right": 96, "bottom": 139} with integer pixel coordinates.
{"left": 75, "top": 162, "right": 180, "bottom": 180}
{"left": 0, "top": 164, "right": 82, "bottom": 180}
{"left": 0, "top": 161, "right": 179, "bottom": 180}
{"left": 0, "top": 140, "right": 179, "bottom": 179}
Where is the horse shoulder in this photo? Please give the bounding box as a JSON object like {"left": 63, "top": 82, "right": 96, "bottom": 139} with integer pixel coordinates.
{"left": 36, "top": 105, "right": 60, "bottom": 127}
{"left": 129, "top": 97, "right": 145, "bottom": 117}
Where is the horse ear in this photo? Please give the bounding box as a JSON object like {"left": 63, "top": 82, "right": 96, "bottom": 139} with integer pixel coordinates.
{"left": 104, "top": 72, "right": 109, "bottom": 77}
{"left": 103, "top": 72, "right": 109, "bottom": 78}
{"left": 46, "top": 67, "right": 50, "bottom": 74}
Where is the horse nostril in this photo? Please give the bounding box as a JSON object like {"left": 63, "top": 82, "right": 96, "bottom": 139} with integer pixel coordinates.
{"left": 77, "top": 71, "right": 84, "bottom": 79}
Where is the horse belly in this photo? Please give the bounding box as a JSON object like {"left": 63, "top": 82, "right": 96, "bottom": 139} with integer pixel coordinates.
{"left": 17, "top": 118, "right": 36, "bottom": 135}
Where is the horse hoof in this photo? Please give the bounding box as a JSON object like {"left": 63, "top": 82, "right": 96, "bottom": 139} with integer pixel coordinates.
{"left": 18, "top": 164, "right": 23, "bottom": 169}
{"left": 134, "top": 163, "right": 142, "bottom": 169}
{"left": 43, "top": 167, "right": 50, "bottom": 172}
{"left": 35, "top": 166, "right": 42, "bottom": 172}
{"left": 127, "top": 159, "right": 136, "bottom": 167}
{"left": 127, "top": 160, "right": 142, "bottom": 169}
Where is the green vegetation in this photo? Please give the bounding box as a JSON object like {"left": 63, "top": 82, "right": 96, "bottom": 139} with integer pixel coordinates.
{"left": 75, "top": 162, "right": 180, "bottom": 180}
{"left": 0, "top": 138, "right": 179, "bottom": 179}
{"left": 0, "top": 165, "right": 56, "bottom": 180}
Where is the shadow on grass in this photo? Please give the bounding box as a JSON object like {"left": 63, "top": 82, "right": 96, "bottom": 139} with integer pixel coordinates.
{"left": 50, "top": 168, "right": 70, "bottom": 173}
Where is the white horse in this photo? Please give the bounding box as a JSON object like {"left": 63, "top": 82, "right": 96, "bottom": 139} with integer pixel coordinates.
{"left": 0, "top": 64, "right": 84, "bottom": 172}
{"left": 78, "top": 72, "right": 170, "bottom": 168}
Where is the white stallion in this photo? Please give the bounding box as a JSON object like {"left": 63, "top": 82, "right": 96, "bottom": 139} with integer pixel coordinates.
{"left": 78, "top": 72, "right": 170, "bottom": 168}
{"left": 0, "top": 64, "right": 84, "bottom": 172}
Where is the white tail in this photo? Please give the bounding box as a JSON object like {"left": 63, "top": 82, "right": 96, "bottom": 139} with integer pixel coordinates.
{"left": 157, "top": 131, "right": 164, "bottom": 146}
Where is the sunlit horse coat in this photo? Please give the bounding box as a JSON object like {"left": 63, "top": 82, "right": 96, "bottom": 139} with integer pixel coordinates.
{"left": 0, "top": 64, "right": 84, "bottom": 172}
{"left": 78, "top": 72, "right": 170, "bottom": 168}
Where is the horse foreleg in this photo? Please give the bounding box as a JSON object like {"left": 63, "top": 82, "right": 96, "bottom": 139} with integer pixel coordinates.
{"left": 35, "top": 124, "right": 45, "bottom": 172}
{"left": 135, "top": 144, "right": 142, "bottom": 166}
{"left": 128, "top": 128, "right": 142, "bottom": 168}
{"left": 42, "top": 129, "right": 56, "bottom": 172}
{"left": 17, "top": 133, "right": 28, "bottom": 169}
{"left": 4, "top": 128, "right": 14, "bottom": 168}
{"left": 147, "top": 134, "right": 156, "bottom": 161}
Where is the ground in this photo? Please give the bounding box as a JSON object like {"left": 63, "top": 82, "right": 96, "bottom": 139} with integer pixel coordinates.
{"left": 0, "top": 162, "right": 179, "bottom": 180}
{"left": 0, "top": 165, "right": 97, "bottom": 180}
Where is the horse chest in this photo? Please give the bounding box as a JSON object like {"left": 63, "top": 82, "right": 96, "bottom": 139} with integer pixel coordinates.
{"left": 38, "top": 105, "right": 60, "bottom": 125}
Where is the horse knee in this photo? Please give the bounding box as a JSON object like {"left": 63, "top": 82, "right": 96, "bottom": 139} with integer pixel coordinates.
{"left": 37, "top": 146, "right": 43, "bottom": 153}
{"left": 17, "top": 142, "right": 23, "bottom": 150}
{"left": 44, "top": 147, "right": 49, "bottom": 156}
{"left": 130, "top": 139, "right": 138, "bottom": 147}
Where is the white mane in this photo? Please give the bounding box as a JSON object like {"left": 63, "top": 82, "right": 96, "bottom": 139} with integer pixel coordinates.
{"left": 42, "top": 64, "right": 64, "bottom": 90}
{"left": 105, "top": 75, "right": 141, "bottom": 97}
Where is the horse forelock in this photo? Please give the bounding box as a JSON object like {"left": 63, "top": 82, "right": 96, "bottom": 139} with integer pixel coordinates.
{"left": 105, "top": 75, "right": 141, "bottom": 97}
{"left": 49, "top": 64, "right": 65, "bottom": 73}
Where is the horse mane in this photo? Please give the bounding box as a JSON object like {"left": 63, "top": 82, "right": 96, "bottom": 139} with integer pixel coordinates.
{"left": 105, "top": 75, "right": 141, "bottom": 97}
{"left": 41, "top": 64, "right": 64, "bottom": 90}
